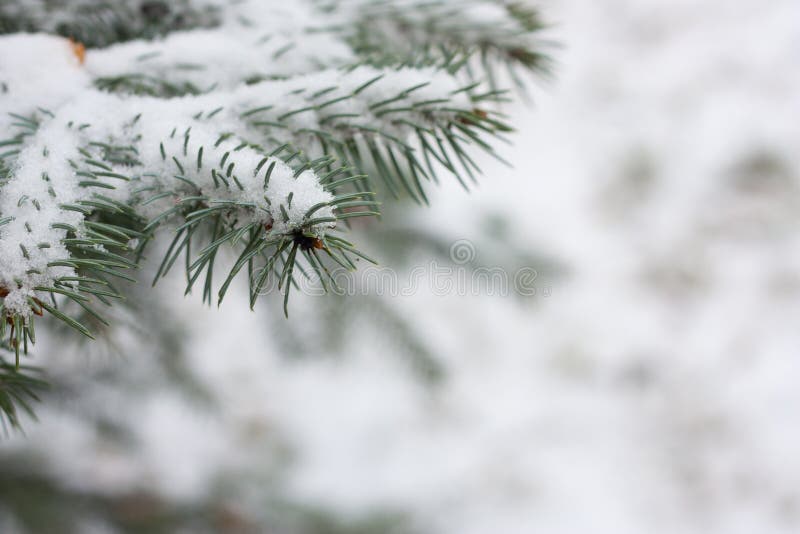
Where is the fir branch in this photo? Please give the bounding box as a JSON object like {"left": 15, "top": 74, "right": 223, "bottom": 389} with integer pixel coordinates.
{"left": 0, "top": 0, "right": 552, "bottom": 424}
{"left": 323, "top": 0, "right": 553, "bottom": 86}
{"left": 0, "top": 0, "right": 220, "bottom": 48}
{"left": 0, "top": 347, "right": 47, "bottom": 432}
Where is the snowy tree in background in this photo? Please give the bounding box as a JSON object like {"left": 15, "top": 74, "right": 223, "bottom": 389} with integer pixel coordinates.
{"left": 0, "top": 1, "right": 549, "bottom": 430}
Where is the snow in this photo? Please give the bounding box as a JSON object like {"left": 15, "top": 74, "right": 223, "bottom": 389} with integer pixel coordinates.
{"left": 0, "top": 34, "right": 89, "bottom": 131}
{"left": 3, "top": 0, "right": 800, "bottom": 532}
{"left": 87, "top": 27, "right": 353, "bottom": 86}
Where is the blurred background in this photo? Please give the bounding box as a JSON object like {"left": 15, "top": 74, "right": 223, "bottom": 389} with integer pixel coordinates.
{"left": 2, "top": 0, "right": 800, "bottom": 532}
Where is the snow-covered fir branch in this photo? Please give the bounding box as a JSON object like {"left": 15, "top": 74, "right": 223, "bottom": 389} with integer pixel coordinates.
{"left": 0, "top": 0, "right": 549, "bottom": 412}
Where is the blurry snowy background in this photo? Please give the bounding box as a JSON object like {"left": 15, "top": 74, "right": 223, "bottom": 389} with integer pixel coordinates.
{"left": 2, "top": 0, "right": 800, "bottom": 532}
